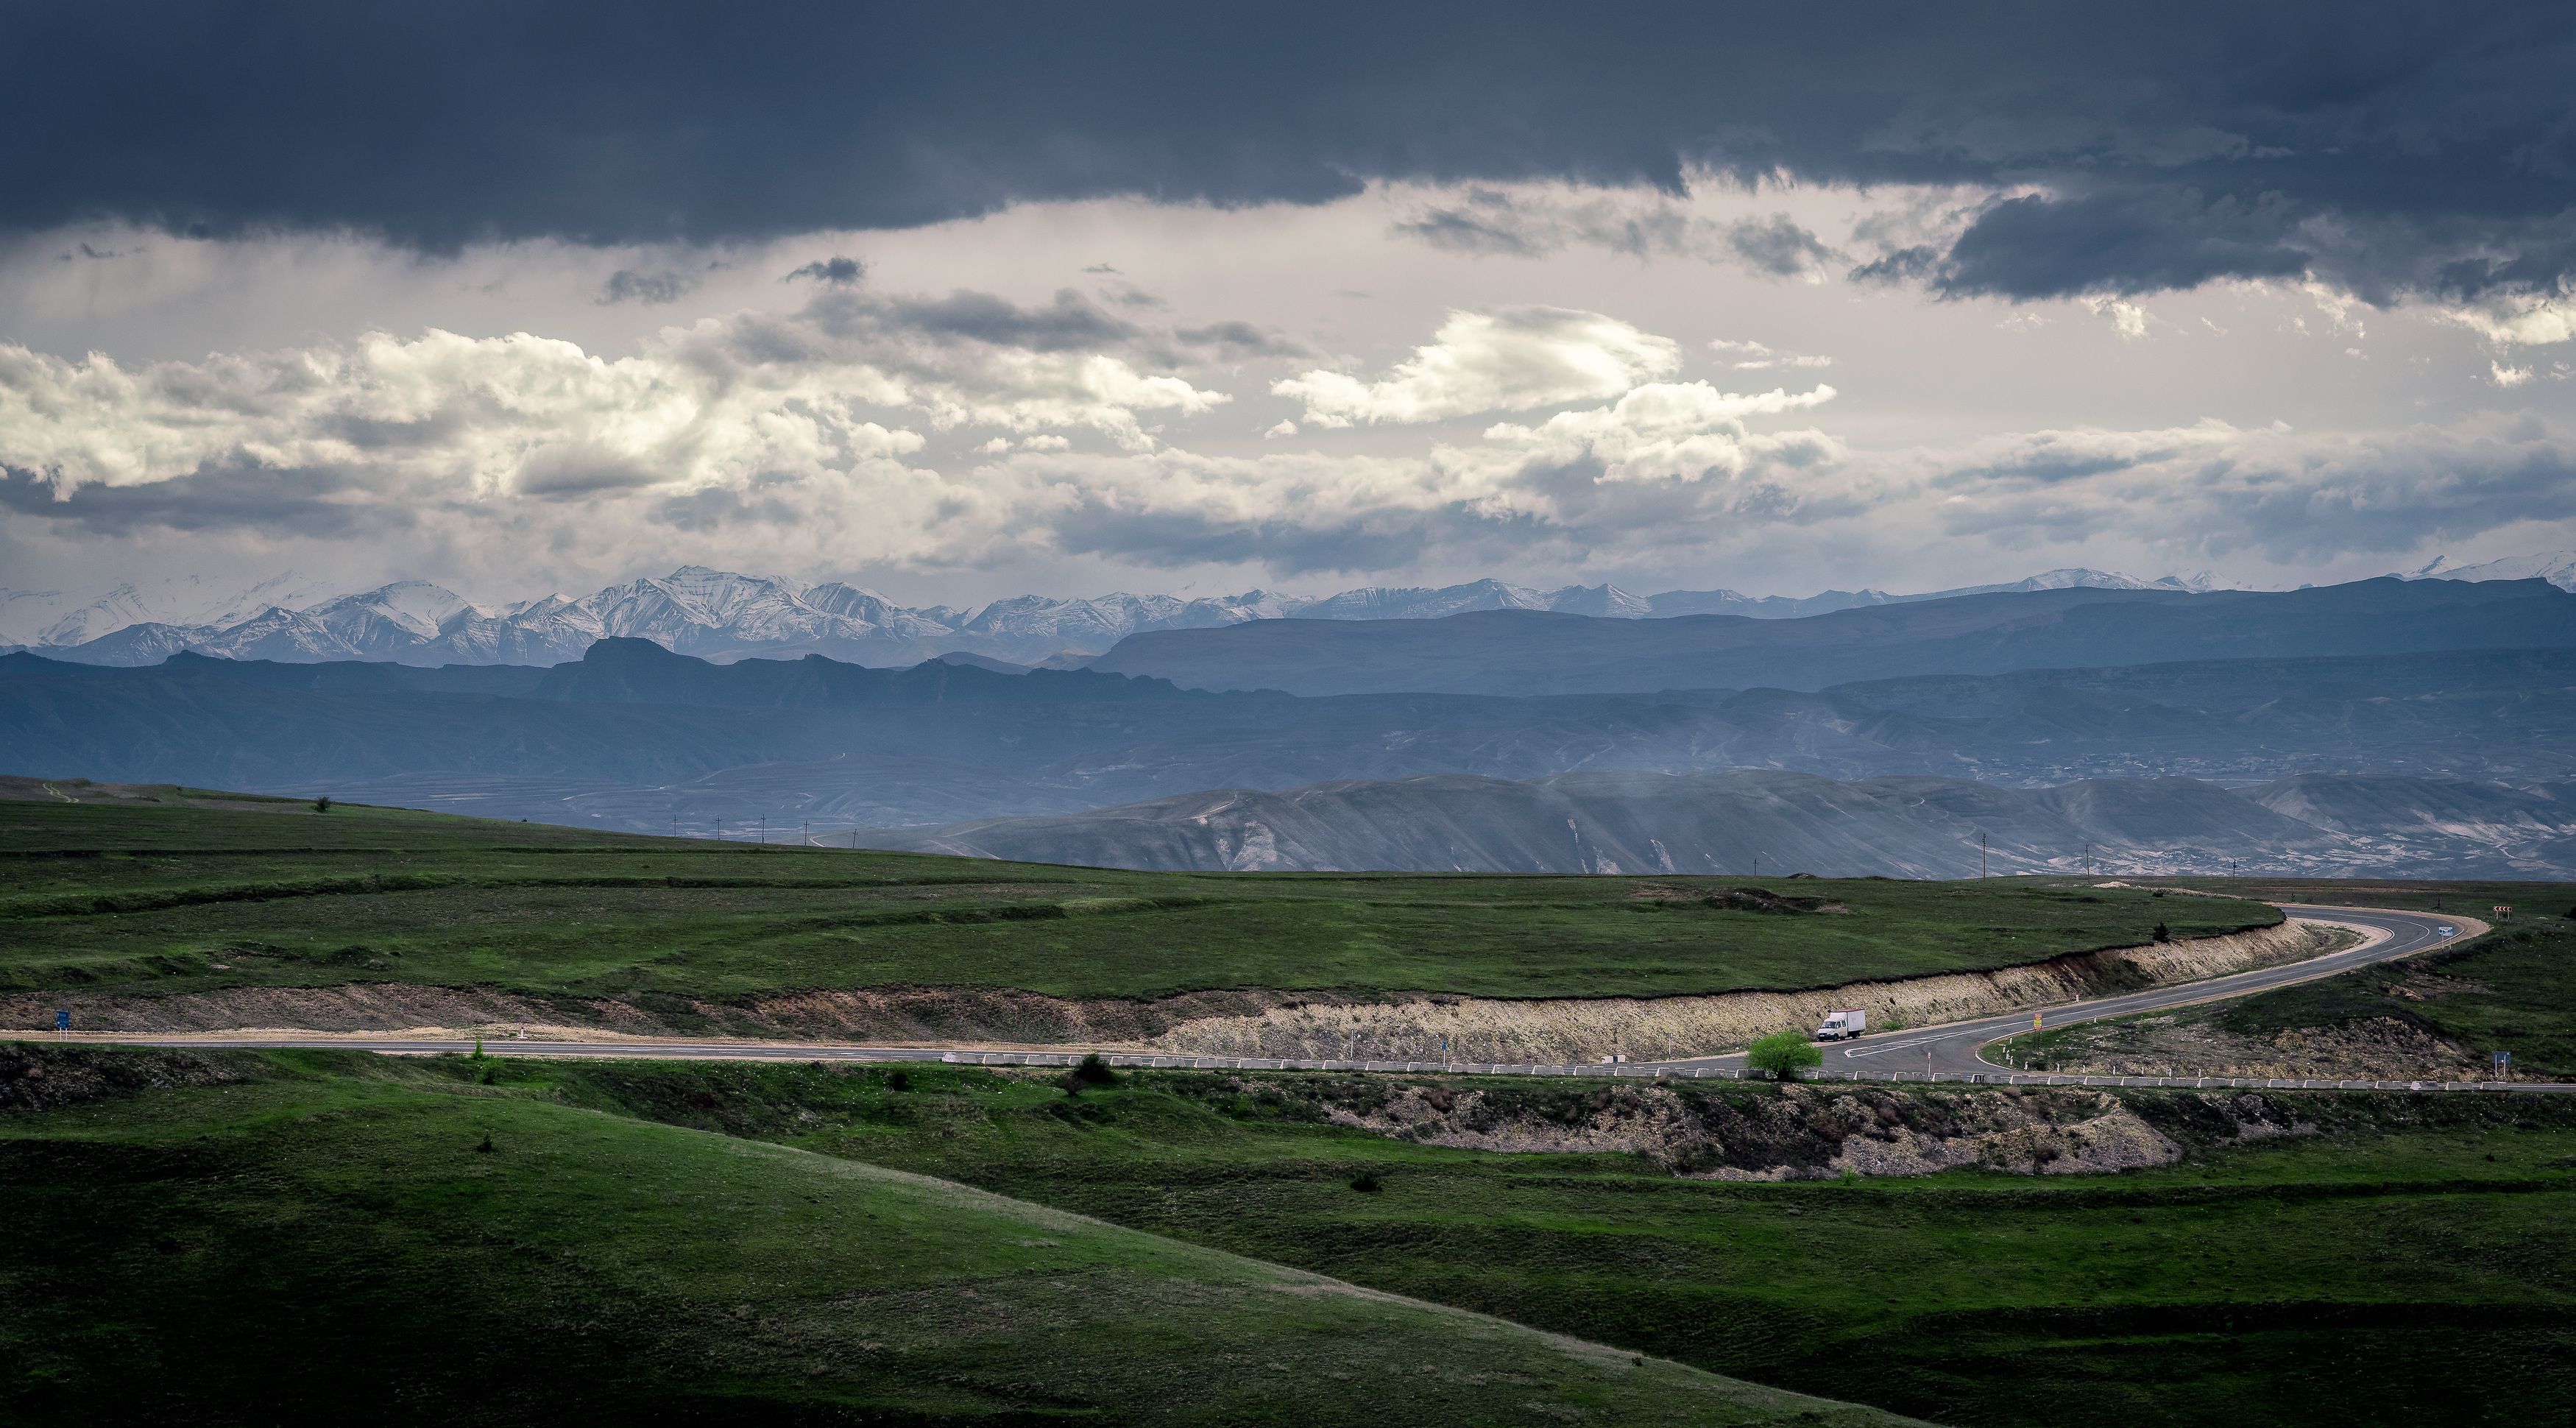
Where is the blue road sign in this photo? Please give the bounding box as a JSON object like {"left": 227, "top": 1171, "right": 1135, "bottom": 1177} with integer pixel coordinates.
{"left": 55, "top": 1009, "right": 69, "bottom": 1031}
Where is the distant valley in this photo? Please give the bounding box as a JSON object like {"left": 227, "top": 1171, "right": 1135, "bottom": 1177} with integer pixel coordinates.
{"left": 860, "top": 768, "right": 2576, "bottom": 879}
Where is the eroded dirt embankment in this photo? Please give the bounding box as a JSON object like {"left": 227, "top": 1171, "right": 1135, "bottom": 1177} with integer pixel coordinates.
{"left": 9, "top": 917, "right": 2354, "bottom": 1064}
{"left": 1142, "top": 918, "right": 2356, "bottom": 1062}
{"left": 1177, "top": 1071, "right": 2395, "bottom": 1178}
{"left": 1308, "top": 1078, "right": 2193, "bottom": 1178}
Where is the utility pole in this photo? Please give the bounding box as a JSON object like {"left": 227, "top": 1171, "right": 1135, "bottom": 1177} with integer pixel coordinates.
{"left": 1981, "top": 831, "right": 1988, "bottom": 879}
{"left": 802, "top": 819, "right": 810, "bottom": 846}
{"left": 757, "top": 817, "right": 765, "bottom": 845}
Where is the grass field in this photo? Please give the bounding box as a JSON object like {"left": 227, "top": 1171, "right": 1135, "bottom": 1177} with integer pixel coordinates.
{"left": 11, "top": 1044, "right": 2572, "bottom": 1426}
{"left": 0, "top": 1044, "right": 1911, "bottom": 1427}
{"left": 0, "top": 793, "right": 2271, "bottom": 1006}
{"left": 546, "top": 1056, "right": 2576, "bottom": 1428}
{"left": 1998, "top": 880, "right": 2576, "bottom": 1079}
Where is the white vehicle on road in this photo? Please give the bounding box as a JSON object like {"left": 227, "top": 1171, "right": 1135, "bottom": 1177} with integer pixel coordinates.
{"left": 1815, "top": 1009, "right": 1866, "bottom": 1042}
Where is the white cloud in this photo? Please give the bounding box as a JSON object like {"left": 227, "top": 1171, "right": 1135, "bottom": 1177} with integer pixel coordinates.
{"left": 0, "top": 286, "right": 1242, "bottom": 515}
{"left": 1709, "top": 338, "right": 1831, "bottom": 370}
{"left": 2490, "top": 361, "right": 2534, "bottom": 388}
{"left": 0, "top": 328, "right": 930, "bottom": 501}
{"left": 1475, "top": 381, "right": 1841, "bottom": 484}
{"left": 2446, "top": 294, "right": 2576, "bottom": 347}
{"left": 1264, "top": 419, "right": 1298, "bottom": 438}
{"left": 1272, "top": 307, "right": 1680, "bottom": 427}
{"left": 2084, "top": 296, "right": 2152, "bottom": 339}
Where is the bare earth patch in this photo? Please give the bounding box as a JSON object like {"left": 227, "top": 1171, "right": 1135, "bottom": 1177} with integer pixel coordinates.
{"left": 1286, "top": 1075, "right": 2340, "bottom": 1178}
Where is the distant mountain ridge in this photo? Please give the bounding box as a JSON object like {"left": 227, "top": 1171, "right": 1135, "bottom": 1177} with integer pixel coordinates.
{"left": 1, "top": 564, "right": 2234, "bottom": 668}
{"left": 1088, "top": 577, "right": 2576, "bottom": 697}
{"left": 7, "top": 552, "right": 2566, "bottom": 669}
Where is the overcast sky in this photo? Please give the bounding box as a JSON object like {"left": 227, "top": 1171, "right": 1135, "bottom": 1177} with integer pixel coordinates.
{"left": 3, "top": 2, "right": 2572, "bottom": 608}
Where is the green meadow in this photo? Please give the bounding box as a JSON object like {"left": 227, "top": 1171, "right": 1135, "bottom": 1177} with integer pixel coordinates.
{"left": 0, "top": 793, "right": 2270, "bottom": 1006}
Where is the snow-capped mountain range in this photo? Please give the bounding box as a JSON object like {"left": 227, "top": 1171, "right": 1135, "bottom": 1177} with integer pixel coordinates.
{"left": 2405, "top": 551, "right": 2576, "bottom": 589}
{"left": 8, "top": 557, "right": 2555, "bottom": 669}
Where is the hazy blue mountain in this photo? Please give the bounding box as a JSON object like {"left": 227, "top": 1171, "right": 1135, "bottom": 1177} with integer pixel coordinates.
{"left": 1084, "top": 578, "right": 2576, "bottom": 696}
{"left": 6, "top": 637, "right": 2573, "bottom": 838}
{"left": 858, "top": 769, "right": 2576, "bottom": 879}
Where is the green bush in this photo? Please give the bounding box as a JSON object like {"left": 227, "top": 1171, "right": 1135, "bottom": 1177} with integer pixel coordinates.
{"left": 1745, "top": 1030, "right": 1822, "bottom": 1081}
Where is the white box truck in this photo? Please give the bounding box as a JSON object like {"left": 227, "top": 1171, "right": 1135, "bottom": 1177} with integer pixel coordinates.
{"left": 1815, "top": 1009, "right": 1866, "bottom": 1042}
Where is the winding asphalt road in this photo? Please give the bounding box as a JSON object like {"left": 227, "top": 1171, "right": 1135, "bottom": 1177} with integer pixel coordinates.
{"left": 29, "top": 905, "right": 2570, "bottom": 1092}
{"left": 1741, "top": 905, "right": 2462, "bottom": 1079}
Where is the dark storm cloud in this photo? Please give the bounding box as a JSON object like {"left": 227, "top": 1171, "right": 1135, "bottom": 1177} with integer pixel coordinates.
{"left": 1927, "top": 192, "right": 2312, "bottom": 300}
{"left": 877, "top": 289, "right": 1138, "bottom": 351}
{"left": 598, "top": 267, "right": 697, "bottom": 305}
{"left": 1396, "top": 207, "right": 1546, "bottom": 257}
{"left": 784, "top": 256, "right": 865, "bottom": 286}
{"left": 6, "top": 2, "right": 2574, "bottom": 305}
{"left": 1044, "top": 496, "right": 1455, "bottom": 576}
{"left": 1724, "top": 215, "right": 1838, "bottom": 279}
{"left": 0, "top": 462, "right": 400, "bottom": 539}
{"left": 1172, "top": 321, "right": 1314, "bottom": 360}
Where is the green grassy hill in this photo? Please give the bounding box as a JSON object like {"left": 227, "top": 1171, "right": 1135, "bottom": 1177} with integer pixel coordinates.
{"left": 0, "top": 792, "right": 2274, "bottom": 1011}
{"left": 21, "top": 1040, "right": 2558, "bottom": 1428}
{"left": 534, "top": 1053, "right": 2576, "bottom": 1428}
{"left": 0, "top": 1044, "right": 1913, "bottom": 1427}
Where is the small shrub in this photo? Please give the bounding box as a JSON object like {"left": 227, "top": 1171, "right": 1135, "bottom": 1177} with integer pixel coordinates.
{"left": 1746, "top": 1029, "right": 1823, "bottom": 1082}
{"left": 885, "top": 1070, "right": 911, "bottom": 1092}
{"left": 474, "top": 1134, "right": 495, "bottom": 1154}
{"left": 1071, "top": 1053, "right": 1119, "bottom": 1087}
{"left": 2153, "top": 922, "right": 2171, "bottom": 943}
{"left": 1348, "top": 1170, "right": 1382, "bottom": 1192}
{"left": 313, "top": 796, "right": 331, "bottom": 813}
